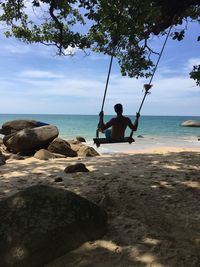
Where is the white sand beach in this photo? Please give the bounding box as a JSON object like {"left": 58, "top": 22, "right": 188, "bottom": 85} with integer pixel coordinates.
{"left": 0, "top": 144, "right": 200, "bottom": 267}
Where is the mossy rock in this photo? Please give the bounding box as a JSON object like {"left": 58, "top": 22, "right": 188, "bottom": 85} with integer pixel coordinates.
{"left": 0, "top": 185, "right": 107, "bottom": 267}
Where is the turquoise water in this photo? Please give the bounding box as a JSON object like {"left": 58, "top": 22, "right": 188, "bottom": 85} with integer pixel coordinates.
{"left": 0, "top": 114, "right": 200, "bottom": 142}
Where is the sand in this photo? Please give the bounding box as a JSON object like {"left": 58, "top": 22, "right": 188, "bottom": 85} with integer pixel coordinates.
{"left": 0, "top": 146, "right": 200, "bottom": 267}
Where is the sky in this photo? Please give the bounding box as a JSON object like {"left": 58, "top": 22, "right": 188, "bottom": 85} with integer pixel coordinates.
{"left": 0, "top": 20, "right": 199, "bottom": 116}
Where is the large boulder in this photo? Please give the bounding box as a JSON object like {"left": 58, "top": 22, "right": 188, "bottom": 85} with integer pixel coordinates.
{"left": 3, "top": 125, "right": 58, "bottom": 153}
{"left": 48, "top": 138, "right": 77, "bottom": 157}
{"left": 181, "top": 120, "right": 200, "bottom": 127}
{"left": 0, "top": 185, "right": 107, "bottom": 267}
{"left": 0, "top": 120, "right": 44, "bottom": 135}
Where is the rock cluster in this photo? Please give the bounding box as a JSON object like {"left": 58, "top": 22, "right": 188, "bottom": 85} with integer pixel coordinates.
{"left": 0, "top": 121, "right": 104, "bottom": 266}
{"left": 0, "top": 119, "right": 99, "bottom": 163}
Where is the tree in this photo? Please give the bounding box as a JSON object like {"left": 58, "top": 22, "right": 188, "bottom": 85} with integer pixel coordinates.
{"left": 0, "top": 0, "right": 199, "bottom": 84}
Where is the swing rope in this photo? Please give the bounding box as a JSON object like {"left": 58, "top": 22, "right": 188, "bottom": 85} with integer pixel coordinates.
{"left": 101, "top": 54, "right": 114, "bottom": 112}
{"left": 129, "top": 24, "right": 173, "bottom": 138}
{"left": 97, "top": 24, "right": 173, "bottom": 140}
{"left": 96, "top": 54, "right": 114, "bottom": 138}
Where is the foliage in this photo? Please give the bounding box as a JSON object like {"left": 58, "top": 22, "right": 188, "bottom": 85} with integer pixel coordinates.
{"left": 190, "top": 65, "right": 200, "bottom": 86}
{"left": 0, "top": 0, "right": 199, "bottom": 83}
{"left": 0, "top": 0, "right": 91, "bottom": 53}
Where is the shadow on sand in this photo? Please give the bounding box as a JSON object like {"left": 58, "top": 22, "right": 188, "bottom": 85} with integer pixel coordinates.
{"left": 0, "top": 151, "right": 200, "bottom": 266}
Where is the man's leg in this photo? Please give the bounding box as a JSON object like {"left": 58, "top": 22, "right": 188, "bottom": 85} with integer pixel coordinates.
{"left": 104, "top": 129, "right": 112, "bottom": 141}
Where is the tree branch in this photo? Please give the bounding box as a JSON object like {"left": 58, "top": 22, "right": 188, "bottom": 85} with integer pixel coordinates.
{"left": 49, "top": 0, "right": 64, "bottom": 55}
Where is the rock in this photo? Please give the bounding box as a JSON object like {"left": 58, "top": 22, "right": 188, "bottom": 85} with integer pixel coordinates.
{"left": 34, "top": 149, "right": 56, "bottom": 160}
{"left": 0, "top": 157, "right": 6, "bottom": 166}
{"left": 1, "top": 120, "right": 40, "bottom": 135}
{"left": 0, "top": 151, "right": 9, "bottom": 160}
{"left": 53, "top": 153, "right": 67, "bottom": 158}
{"left": 54, "top": 177, "right": 63, "bottom": 183}
{"left": 181, "top": 120, "right": 200, "bottom": 127}
{"left": 7, "top": 154, "right": 25, "bottom": 160}
{"left": 99, "top": 195, "right": 111, "bottom": 208}
{"left": 0, "top": 137, "right": 3, "bottom": 144}
{"left": 0, "top": 128, "right": 13, "bottom": 135}
{"left": 70, "top": 143, "right": 84, "bottom": 152}
{"left": 76, "top": 136, "right": 86, "bottom": 142}
{"left": 15, "top": 151, "right": 33, "bottom": 156}
{"left": 67, "top": 139, "right": 82, "bottom": 145}
{"left": 78, "top": 146, "right": 99, "bottom": 157}
{"left": 137, "top": 135, "right": 144, "bottom": 138}
{"left": 3, "top": 125, "right": 58, "bottom": 153}
{"left": 64, "top": 163, "right": 89, "bottom": 173}
{"left": 48, "top": 138, "right": 77, "bottom": 157}
{"left": 2, "top": 133, "right": 15, "bottom": 150}
{"left": 0, "top": 185, "right": 107, "bottom": 267}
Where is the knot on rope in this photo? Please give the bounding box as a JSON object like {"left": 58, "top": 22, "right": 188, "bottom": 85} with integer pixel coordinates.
{"left": 144, "top": 84, "right": 153, "bottom": 93}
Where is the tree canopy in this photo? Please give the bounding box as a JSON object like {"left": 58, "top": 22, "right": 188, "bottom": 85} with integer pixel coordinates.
{"left": 0, "top": 0, "right": 199, "bottom": 84}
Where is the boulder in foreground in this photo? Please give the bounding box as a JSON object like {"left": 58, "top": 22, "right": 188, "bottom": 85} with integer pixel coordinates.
{"left": 181, "top": 120, "right": 200, "bottom": 127}
{"left": 0, "top": 185, "right": 107, "bottom": 267}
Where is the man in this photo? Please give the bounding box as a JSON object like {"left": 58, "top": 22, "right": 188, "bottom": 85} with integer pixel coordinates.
{"left": 98, "top": 103, "right": 140, "bottom": 141}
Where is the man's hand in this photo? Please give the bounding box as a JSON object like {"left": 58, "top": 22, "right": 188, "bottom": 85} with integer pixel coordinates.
{"left": 136, "top": 112, "right": 140, "bottom": 119}
{"left": 99, "top": 111, "right": 104, "bottom": 118}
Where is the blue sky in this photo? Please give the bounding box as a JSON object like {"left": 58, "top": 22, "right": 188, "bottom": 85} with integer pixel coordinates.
{"left": 0, "top": 21, "right": 199, "bottom": 116}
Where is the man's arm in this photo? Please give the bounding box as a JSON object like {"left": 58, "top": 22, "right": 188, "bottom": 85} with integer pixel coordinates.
{"left": 98, "top": 111, "right": 113, "bottom": 131}
{"left": 127, "top": 112, "right": 140, "bottom": 131}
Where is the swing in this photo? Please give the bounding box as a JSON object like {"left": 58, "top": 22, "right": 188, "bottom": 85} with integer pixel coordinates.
{"left": 94, "top": 25, "right": 173, "bottom": 147}
{"left": 93, "top": 136, "right": 135, "bottom": 146}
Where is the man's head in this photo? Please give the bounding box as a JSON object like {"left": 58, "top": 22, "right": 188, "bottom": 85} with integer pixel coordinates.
{"left": 114, "top": 103, "right": 123, "bottom": 114}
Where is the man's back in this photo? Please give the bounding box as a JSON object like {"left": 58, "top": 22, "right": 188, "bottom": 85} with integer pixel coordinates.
{"left": 98, "top": 104, "right": 140, "bottom": 141}
{"left": 108, "top": 116, "right": 131, "bottom": 140}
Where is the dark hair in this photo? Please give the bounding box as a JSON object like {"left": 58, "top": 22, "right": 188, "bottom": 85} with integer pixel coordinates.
{"left": 114, "top": 103, "right": 123, "bottom": 113}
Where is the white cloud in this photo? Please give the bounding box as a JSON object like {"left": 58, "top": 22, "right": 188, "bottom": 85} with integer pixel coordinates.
{"left": 1, "top": 64, "right": 199, "bottom": 100}
{"left": 18, "top": 70, "right": 65, "bottom": 79}
{"left": 64, "top": 46, "right": 78, "bottom": 56}
{"left": 0, "top": 52, "right": 199, "bottom": 115}
{"left": 1, "top": 43, "right": 32, "bottom": 54}
{"left": 187, "top": 57, "right": 200, "bottom": 71}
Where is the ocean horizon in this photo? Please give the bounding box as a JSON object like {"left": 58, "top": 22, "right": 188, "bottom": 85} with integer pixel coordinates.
{"left": 1, "top": 114, "right": 200, "bottom": 148}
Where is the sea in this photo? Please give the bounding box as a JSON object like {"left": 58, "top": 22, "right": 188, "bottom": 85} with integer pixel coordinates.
{"left": 0, "top": 114, "right": 200, "bottom": 153}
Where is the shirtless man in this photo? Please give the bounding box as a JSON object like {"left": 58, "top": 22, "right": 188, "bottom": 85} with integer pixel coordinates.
{"left": 98, "top": 103, "right": 140, "bottom": 141}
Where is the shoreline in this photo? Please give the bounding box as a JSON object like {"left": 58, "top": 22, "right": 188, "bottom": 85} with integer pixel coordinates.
{"left": 89, "top": 136, "right": 200, "bottom": 154}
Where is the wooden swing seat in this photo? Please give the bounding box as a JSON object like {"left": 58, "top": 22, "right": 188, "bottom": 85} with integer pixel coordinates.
{"left": 93, "top": 137, "right": 135, "bottom": 147}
